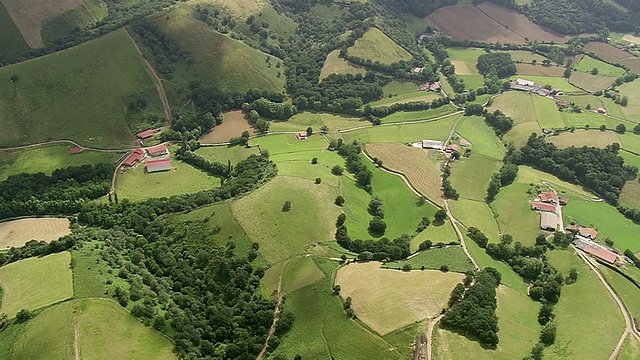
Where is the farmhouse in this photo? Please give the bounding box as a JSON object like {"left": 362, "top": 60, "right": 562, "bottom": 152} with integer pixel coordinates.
{"left": 531, "top": 201, "right": 556, "bottom": 212}
{"left": 445, "top": 144, "right": 460, "bottom": 153}
{"left": 556, "top": 100, "right": 571, "bottom": 109}
{"left": 296, "top": 131, "right": 308, "bottom": 140}
{"left": 569, "top": 225, "right": 598, "bottom": 239}
{"left": 539, "top": 191, "right": 558, "bottom": 204}
{"left": 68, "top": 147, "right": 83, "bottom": 154}
{"left": 146, "top": 158, "right": 172, "bottom": 173}
{"left": 123, "top": 149, "right": 145, "bottom": 167}
{"left": 574, "top": 237, "right": 618, "bottom": 264}
{"left": 596, "top": 107, "right": 607, "bottom": 114}
{"left": 136, "top": 129, "right": 155, "bottom": 139}
{"left": 146, "top": 145, "right": 168, "bottom": 157}
{"left": 540, "top": 212, "right": 559, "bottom": 231}
{"left": 559, "top": 196, "right": 568, "bottom": 205}
{"left": 422, "top": 140, "right": 443, "bottom": 150}
{"left": 419, "top": 82, "right": 441, "bottom": 92}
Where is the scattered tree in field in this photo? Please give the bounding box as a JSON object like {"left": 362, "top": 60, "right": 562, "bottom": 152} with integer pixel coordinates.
{"left": 10, "top": 75, "right": 18, "bottom": 83}
{"left": 331, "top": 165, "right": 343, "bottom": 175}
{"left": 540, "top": 321, "right": 557, "bottom": 346}
{"left": 335, "top": 196, "right": 345, "bottom": 206}
{"left": 616, "top": 123, "right": 626, "bottom": 134}
{"left": 306, "top": 127, "right": 313, "bottom": 136}
{"left": 419, "top": 239, "right": 433, "bottom": 251}
{"left": 113, "top": 286, "right": 129, "bottom": 307}
{"left": 565, "top": 267, "right": 578, "bottom": 284}
{"left": 538, "top": 304, "right": 555, "bottom": 325}
{"left": 402, "top": 264, "right": 412, "bottom": 271}
{"left": 440, "top": 264, "right": 449, "bottom": 272}
{"left": 368, "top": 196, "right": 385, "bottom": 218}
{"left": 368, "top": 216, "right": 387, "bottom": 236}
{"left": 311, "top": 157, "right": 318, "bottom": 164}
{"left": 332, "top": 285, "right": 341, "bottom": 295}
{"left": 320, "top": 125, "right": 329, "bottom": 134}
{"left": 620, "top": 96, "right": 629, "bottom": 107}
{"left": 314, "top": 177, "right": 321, "bottom": 184}
{"left": 417, "top": 217, "right": 431, "bottom": 232}
{"left": 634, "top": 124, "right": 640, "bottom": 134}
{"left": 15, "top": 309, "right": 32, "bottom": 323}
{"left": 434, "top": 209, "right": 448, "bottom": 224}
{"left": 600, "top": 124, "right": 607, "bottom": 131}
{"left": 591, "top": 67, "right": 599, "bottom": 75}
{"left": 282, "top": 200, "right": 292, "bottom": 212}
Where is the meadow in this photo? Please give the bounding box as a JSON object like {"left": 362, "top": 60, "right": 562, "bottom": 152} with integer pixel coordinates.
{"left": 384, "top": 246, "right": 475, "bottom": 273}
{"left": 574, "top": 55, "right": 626, "bottom": 77}
{"left": 548, "top": 129, "right": 620, "bottom": 148}
{"left": 365, "top": 143, "right": 444, "bottom": 205}
{"left": 561, "top": 109, "right": 618, "bottom": 129}
{"left": 620, "top": 178, "right": 640, "bottom": 209}
{"left": 504, "top": 121, "right": 542, "bottom": 147}
{"left": 619, "top": 133, "right": 640, "bottom": 154}
{"left": 199, "top": 111, "right": 257, "bottom": 143}
{"left": 511, "top": 75, "right": 581, "bottom": 93}
{"left": 585, "top": 42, "right": 640, "bottom": 73}
{"left": 0, "top": 144, "right": 122, "bottom": 181}
{"left": 320, "top": 49, "right": 365, "bottom": 80}
{"left": 533, "top": 95, "right": 565, "bottom": 128}
{"left": 545, "top": 250, "right": 625, "bottom": 360}
{"left": 0, "top": 251, "right": 73, "bottom": 317}
{"left": 476, "top": 2, "right": 566, "bottom": 42}
{"left": 347, "top": 27, "right": 412, "bottom": 65}
{"left": 279, "top": 256, "right": 326, "bottom": 295}
{"left": 268, "top": 111, "right": 326, "bottom": 132}
{"left": 599, "top": 265, "right": 640, "bottom": 324}
{"left": 343, "top": 113, "right": 459, "bottom": 143}
{"left": 449, "top": 198, "right": 501, "bottom": 243}
{"left": 517, "top": 166, "right": 594, "bottom": 198}
{"left": 491, "top": 181, "right": 541, "bottom": 246}
{"left": 618, "top": 78, "right": 640, "bottom": 122}
{"left": 0, "top": 29, "right": 163, "bottom": 148}
{"left": 370, "top": 81, "right": 441, "bottom": 107}
{"left": 410, "top": 220, "right": 458, "bottom": 251}
{"left": 272, "top": 258, "right": 405, "bottom": 359}
{"left": 335, "top": 261, "right": 463, "bottom": 335}
{"left": 0, "top": 218, "right": 70, "bottom": 249}
{"left": 231, "top": 176, "right": 340, "bottom": 264}
{"left": 459, "top": 74, "right": 485, "bottom": 89}
{"left": 563, "top": 200, "right": 640, "bottom": 252}
{"left": 515, "top": 63, "right": 565, "bottom": 77}
{"left": 152, "top": 5, "right": 285, "bottom": 93}
{"left": 557, "top": 94, "right": 604, "bottom": 109}
{"left": 455, "top": 116, "right": 506, "bottom": 160}
{"left": 379, "top": 105, "right": 458, "bottom": 124}
{"left": 450, "top": 154, "right": 502, "bottom": 201}
{"left": 115, "top": 157, "right": 220, "bottom": 201}
{"left": 0, "top": 2, "right": 29, "bottom": 63}
{"left": 71, "top": 243, "right": 130, "bottom": 299}
{"left": 194, "top": 145, "right": 258, "bottom": 165}
{"left": 41, "top": 5, "right": 95, "bottom": 46}
{"left": 620, "top": 151, "right": 640, "bottom": 169}
{"left": 569, "top": 71, "right": 616, "bottom": 92}
{"left": 491, "top": 92, "right": 542, "bottom": 147}
{"left": 203, "top": 0, "right": 264, "bottom": 20}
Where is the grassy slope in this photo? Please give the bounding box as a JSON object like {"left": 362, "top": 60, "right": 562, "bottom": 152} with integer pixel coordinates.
{"left": 533, "top": 95, "right": 565, "bottom": 128}
{"left": 320, "top": 49, "right": 365, "bottom": 80}
{"left": 194, "top": 145, "right": 259, "bottom": 165}
{"left": 343, "top": 113, "right": 458, "bottom": 143}
{"left": 545, "top": 250, "right": 624, "bottom": 360}
{"left": 379, "top": 106, "right": 457, "bottom": 124}
{"left": 600, "top": 265, "right": 640, "bottom": 323}
{"left": 563, "top": 200, "right": 640, "bottom": 252}
{"left": 547, "top": 129, "right": 620, "bottom": 149}
{"left": 280, "top": 256, "right": 326, "bottom": 295}
{"left": 384, "top": 246, "right": 475, "bottom": 273}
{"left": 455, "top": 116, "right": 505, "bottom": 160}
{"left": 347, "top": 27, "right": 412, "bottom": 65}
{"left": 574, "top": 55, "right": 626, "bottom": 77}
{"left": 0, "top": 251, "right": 73, "bottom": 317}
{"left": 449, "top": 198, "right": 501, "bottom": 243}
{"left": 0, "top": 144, "right": 122, "bottom": 181}
{"left": 618, "top": 78, "right": 640, "bottom": 122}
{"left": 620, "top": 177, "right": 640, "bottom": 209}
{"left": 72, "top": 243, "right": 129, "bottom": 299}
{"left": 0, "top": 29, "right": 163, "bottom": 148}
{"left": 151, "top": 5, "right": 285, "bottom": 93}
{"left": 450, "top": 155, "right": 502, "bottom": 201}
{"left": 0, "top": 2, "right": 29, "bottom": 63}
{"left": 269, "top": 111, "right": 327, "bottom": 132}
{"left": 490, "top": 91, "right": 542, "bottom": 147}
{"left": 41, "top": 5, "right": 95, "bottom": 45}
{"left": 410, "top": 220, "right": 459, "bottom": 252}
{"left": 491, "top": 179, "right": 541, "bottom": 247}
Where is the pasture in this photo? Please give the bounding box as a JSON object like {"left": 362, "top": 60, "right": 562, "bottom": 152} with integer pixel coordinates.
{"left": 371, "top": 81, "right": 441, "bottom": 107}
{"left": 560, "top": 110, "right": 617, "bottom": 129}
{"left": 0, "top": 251, "right": 73, "bottom": 317}
{"left": 459, "top": 74, "right": 485, "bottom": 89}
{"left": 198, "top": 0, "right": 263, "bottom": 19}
{"left": 347, "top": 27, "right": 412, "bottom": 65}
{"left": 600, "top": 265, "right": 640, "bottom": 324}
{"left": 620, "top": 178, "right": 640, "bottom": 209}
{"left": 365, "top": 143, "right": 443, "bottom": 205}
{"left": 450, "top": 154, "right": 502, "bottom": 201}
{"left": 317, "top": 112, "right": 368, "bottom": 131}
{"left": 379, "top": 106, "right": 457, "bottom": 124}
{"left": 72, "top": 243, "right": 130, "bottom": 299}
{"left": 548, "top": 129, "right": 620, "bottom": 148}
{"left": 618, "top": 78, "right": 640, "bottom": 122}
{"left": 194, "top": 145, "right": 259, "bottom": 165}
{"left": 476, "top": 2, "right": 566, "bottom": 43}
{"left": 455, "top": 116, "right": 506, "bottom": 160}
{"left": 574, "top": 55, "right": 626, "bottom": 77}
{"left": 343, "top": 113, "right": 459, "bottom": 144}
{"left": 272, "top": 258, "right": 404, "bottom": 359}
{"left": 269, "top": 111, "right": 325, "bottom": 132}
{"left": 231, "top": 176, "right": 340, "bottom": 263}
{"left": 449, "top": 198, "right": 501, "bottom": 243}
{"left": 115, "top": 157, "right": 220, "bottom": 201}
{"left": 620, "top": 151, "right": 640, "bottom": 169}
{"left": 280, "top": 256, "right": 326, "bottom": 294}
{"left": 585, "top": 42, "right": 640, "bottom": 73}
{"left": 511, "top": 75, "right": 581, "bottom": 92}
{"left": 557, "top": 94, "right": 604, "bottom": 109}
{"left": 517, "top": 166, "right": 594, "bottom": 199}
{"left": 0, "top": 30, "right": 163, "bottom": 148}
{"left": 0, "top": 0, "right": 84, "bottom": 48}
{"left": 569, "top": 71, "right": 616, "bottom": 92}
{"left": 0, "top": 3, "right": 29, "bottom": 63}
{"left": 600, "top": 97, "right": 627, "bottom": 119}
{"left": 410, "top": 220, "right": 458, "bottom": 252}
{"left": 434, "top": 285, "right": 540, "bottom": 360}
{"left": 504, "top": 121, "right": 542, "bottom": 147}
{"left": 335, "top": 261, "right": 463, "bottom": 335}
{"left": 492, "top": 181, "right": 541, "bottom": 246}
{"left": 490, "top": 91, "right": 537, "bottom": 125}
{"left": 564, "top": 200, "right": 640, "bottom": 252}
{"left": 545, "top": 250, "right": 624, "bottom": 360}
{"left": 0, "top": 218, "right": 70, "bottom": 249}
{"left": 152, "top": 5, "right": 285, "bottom": 93}
{"left": 515, "top": 63, "right": 565, "bottom": 77}
{"left": 620, "top": 338, "right": 640, "bottom": 360}
{"left": 385, "top": 246, "right": 475, "bottom": 273}
{"left": 534, "top": 95, "right": 565, "bottom": 128}
{"left": 199, "top": 111, "right": 257, "bottom": 143}
{"left": 320, "top": 49, "right": 365, "bottom": 80}
{"left": 0, "top": 144, "right": 122, "bottom": 181}
{"left": 41, "top": 5, "right": 95, "bottom": 46}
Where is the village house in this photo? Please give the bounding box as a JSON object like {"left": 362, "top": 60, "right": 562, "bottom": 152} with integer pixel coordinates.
{"left": 445, "top": 144, "right": 460, "bottom": 153}
{"left": 296, "top": 131, "right": 308, "bottom": 140}
{"left": 569, "top": 225, "right": 598, "bottom": 239}
{"left": 123, "top": 149, "right": 145, "bottom": 167}
{"left": 531, "top": 201, "right": 556, "bottom": 212}
{"left": 459, "top": 138, "right": 471, "bottom": 147}
{"left": 574, "top": 237, "right": 618, "bottom": 264}
{"left": 539, "top": 191, "right": 559, "bottom": 204}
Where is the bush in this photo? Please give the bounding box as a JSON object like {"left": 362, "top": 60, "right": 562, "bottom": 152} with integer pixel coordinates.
{"left": 15, "top": 309, "right": 33, "bottom": 323}
{"left": 282, "top": 200, "right": 292, "bottom": 212}
{"left": 314, "top": 177, "right": 322, "bottom": 184}
{"left": 402, "top": 264, "right": 412, "bottom": 271}
{"left": 440, "top": 264, "right": 449, "bottom": 272}
{"left": 331, "top": 165, "right": 344, "bottom": 175}
{"left": 419, "top": 239, "right": 433, "bottom": 251}
{"left": 335, "top": 195, "right": 345, "bottom": 206}
{"left": 311, "top": 157, "right": 318, "bottom": 164}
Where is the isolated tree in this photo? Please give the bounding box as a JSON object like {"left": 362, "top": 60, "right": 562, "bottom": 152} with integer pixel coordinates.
{"left": 419, "top": 239, "right": 433, "bottom": 251}
{"left": 15, "top": 309, "right": 32, "bottom": 323}
{"left": 620, "top": 96, "right": 629, "bottom": 107}
{"left": 565, "top": 267, "right": 578, "bottom": 284}
{"left": 311, "top": 157, "right": 318, "bottom": 164}
{"left": 335, "top": 195, "right": 345, "bottom": 206}
{"left": 600, "top": 124, "right": 607, "bottom": 131}
{"left": 542, "top": 59, "right": 552, "bottom": 66}
{"left": 331, "top": 165, "right": 343, "bottom": 175}
{"left": 440, "top": 264, "right": 449, "bottom": 272}
{"left": 282, "top": 200, "right": 292, "bottom": 212}
{"left": 540, "top": 321, "right": 557, "bottom": 346}
{"left": 332, "top": 285, "right": 341, "bottom": 295}
{"left": 9, "top": 74, "right": 18, "bottom": 83}
{"left": 314, "top": 177, "right": 321, "bottom": 184}
{"left": 634, "top": 124, "right": 640, "bottom": 134}
{"left": 368, "top": 196, "right": 384, "bottom": 218}
{"left": 434, "top": 209, "right": 448, "bottom": 223}
{"left": 320, "top": 125, "right": 329, "bottom": 134}
{"left": 616, "top": 123, "right": 627, "bottom": 134}
{"left": 402, "top": 264, "right": 412, "bottom": 271}
{"left": 306, "top": 127, "right": 313, "bottom": 136}
{"left": 368, "top": 216, "right": 387, "bottom": 235}
{"left": 591, "top": 67, "right": 599, "bottom": 75}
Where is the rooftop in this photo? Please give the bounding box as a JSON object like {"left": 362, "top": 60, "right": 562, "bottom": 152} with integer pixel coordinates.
{"left": 137, "top": 129, "right": 155, "bottom": 139}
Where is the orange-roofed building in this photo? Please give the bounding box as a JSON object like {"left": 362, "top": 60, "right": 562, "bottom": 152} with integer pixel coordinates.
{"left": 539, "top": 191, "right": 558, "bottom": 204}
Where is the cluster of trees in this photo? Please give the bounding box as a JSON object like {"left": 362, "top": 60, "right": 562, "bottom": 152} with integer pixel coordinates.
{"left": 0, "top": 236, "right": 75, "bottom": 267}
{"left": 526, "top": 0, "right": 635, "bottom": 34}
{"left": 247, "top": 110, "right": 270, "bottom": 134}
{"left": 132, "top": 19, "right": 192, "bottom": 77}
{"left": 242, "top": 98, "right": 296, "bottom": 120}
{"left": 486, "top": 162, "right": 518, "bottom": 203}
{"left": 510, "top": 134, "right": 638, "bottom": 204}
{"left": 339, "top": 47, "right": 433, "bottom": 81}
{"left": 367, "top": 196, "right": 387, "bottom": 236}
{"left": 476, "top": 53, "right": 516, "bottom": 79}
{"left": 0, "top": 164, "right": 113, "bottom": 220}
{"left": 194, "top": 4, "right": 237, "bottom": 35}
{"left": 334, "top": 214, "right": 412, "bottom": 261}
{"left": 484, "top": 110, "right": 515, "bottom": 136}
{"left": 331, "top": 140, "right": 372, "bottom": 189}
{"left": 442, "top": 166, "right": 459, "bottom": 200}
{"left": 441, "top": 268, "right": 501, "bottom": 347}
{"left": 376, "top": 0, "right": 456, "bottom": 18}
{"left": 176, "top": 151, "right": 230, "bottom": 178}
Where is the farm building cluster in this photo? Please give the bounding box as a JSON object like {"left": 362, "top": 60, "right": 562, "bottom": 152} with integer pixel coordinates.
{"left": 530, "top": 191, "right": 567, "bottom": 231}
{"left": 410, "top": 138, "right": 470, "bottom": 159}
{"left": 510, "top": 78, "right": 566, "bottom": 105}
{"left": 121, "top": 145, "right": 172, "bottom": 173}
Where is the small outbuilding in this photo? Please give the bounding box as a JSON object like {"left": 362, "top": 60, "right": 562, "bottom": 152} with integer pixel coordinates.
{"left": 421, "top": 139, "right": 443, "bottom": 150}
{"left": 539, "top": 191, "right": 558, "bottom": 204}
{"left": 516, "top": 79, "right": 535, "bottom": 87}
{"left": 296, "top": 131, "right": 308, "bottom": 140}
{"left": 123, "top": 149, "right": 145, "bottom": 167}
{"left": 137, "top": 129, "right": 155, "bottom": 139}
{"left": 68, "top": 147, "right": 83, "bottom": 155}
{"left": 146, "top": 145, "right": 169, "bottom": 157}
{"left": 596, "top": 107, "right": 607, "bottom": 114}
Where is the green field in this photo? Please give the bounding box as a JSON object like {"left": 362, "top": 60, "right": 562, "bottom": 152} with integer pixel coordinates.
{"left": 558, "top": 94, "right": 604, "bottom": 109}
{"left": 347, "top": 27, "right": 412, "bottom": 65}
{"left": 269, "top": 112, "right": 326, "bottom": 132}
{"left": 546, "top": 250, "right": 625, "bottom": 360}
{"left": 619, "top": 132, "right": 640, "bottom": 153}
{"left": 379, "top": 106, "right": 457, "bottom": 124}
{"left": 574, "top": 55, "right": 626, "bottom": 77}
{"left": 384, "top": 246, "right": 475, "bottom": 273}
{"left": 0, "top": 144, "right": 122, "bottom": 181}
{"left": 492, "top": 181, "right": 541, "bottom": 247}
{"left": 0, "top": 29, "right": 163, "bottom": 148}
{"left": 620, "top": 178, "right": 640, "bottom": 209}
{"left": 72, "top": 243, "right": 130, "bottom": 299}
{"left": 601, "top": 97, "right": 627, "bottom": 119}
{"left": 0, "top": 252, "right": 73, "bottom": 317}
{"left": 560, "top": 109, "right": 618, "bottom": 129}
{"left": 563, "top": 200, "right": 640, "bottom": 252}
{"left": 410, "top": 219, "right": 458, "bottom": 252}
{"left": 455, "top": 116, "right": 506, "bottom": 160}
{"left": 451, "top": 155, "right": 502, "bottom": 200}
{"left": 115, "top": 158, "right": 220, "bottom": 201}
{"left": 76, "top": 298, "right": 177, "bottom": 359}
{"left": 449, "top": 198, "right": 501, "bottom": 243}
{"left": 151, "top": 5, "right": 285, "bottom": 93}
{"left": 620, "top": 337, "right": 640, "bottom": 360}
{"left": 504, "top": 121, "right": 543, "bottom": 148}
{"left": 320, "top": 49, "right": 365, "bottom": 80}
{"left": 490, "top": 91, "right": 542, "bottom": 147}
{"left": 194, "top": 145, "right": 259, "bottom": 165}
{"left": 533, "top": 95, "right": 565, "bottom": 128}
{"left": 459, "top": 74, "right": 485, "bottom": 89}
{"left": 600, "top": 265, "right": 640, "bottom": 323}
{"left": 272, "top": 257, "right": 404, "bottom": 359}
{"left": 280, "top": 256, "right": 326, "bottom": 294}
{"left": 41, "top": 6, "right": 95, "bottom": 46}
{"left": 370, "top": 81, "right": 441, "bottom": 107}
{"left": 343, "top": 113, "right": 459, "bottom": 143}
{"left": 0, "top": 3, "right": 29, "bottom": 63}
{"left": 618, "top": 78, "right": 640, "bottom": 122}
{"left": 517, "top": 166, "right": 594, "bottom": 199}
{"left": 620, "top": 150, "right": 640, "bottom": 169}
{"left": 548, "top": 129, "right": 621, "bottom": 149}
{"left": 448, "top": 48, "right": 545, "bottom": 64}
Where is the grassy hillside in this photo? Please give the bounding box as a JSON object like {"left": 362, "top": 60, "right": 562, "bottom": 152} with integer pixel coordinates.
{"left": 347, "top": 27, "right": 412, "bottom": 65}
{"left": 0, "top": 29, "right": 163, "bottom": 148}
{"left": 41, "top": 5, "right": 95, "bottom": 46}
{"left": 150, "top": 5, "right": 285, "bottom": 93}
{"left": 0, "top": 3, "right": 29, "bottom": 63}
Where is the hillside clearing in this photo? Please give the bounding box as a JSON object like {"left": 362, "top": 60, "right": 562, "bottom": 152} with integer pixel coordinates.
{"left": 384, "top": 246, "right": 475, "bottom": 273}
{"left": 335, "top": 262, "right": 463, "bottom": 335}
{"left": 0, "top": 218, "right": 70, "bottom": 249}
{"left": 410, "top": 220, "right": 459, "bottom": 252}
{"left": 450, "top": 155, "right": 502, "bottom": 201}
{"left": 574, "top": 55, "right": 626, "bottom": 77}
{"left": 200, "top": 111, "right": 257, "bottom": 143}
{"left": 0, "top": 3, "right": 29, "bottom": 63}
{"left": 195, "top": 0, "right": 264, "bottom": 19}
{"left": 320, "top": 49, "right": 365, "bottom": 80}
{"left": 618, "top": 78, "right": 640, "bottom": 122}
{"left": 347, "top": 27, "right": 412, "bottom": 65}
{"left": 0, "top": 252, "right": 73, "bottom": 317}
{"left": 569, "top": 71, "right": 616, "bottom": 92}
{"left": 548, "top": 129, "right": 620, "bottom": 148}
{"left": 456, "top": 116, "right": 506, "bottom": 160}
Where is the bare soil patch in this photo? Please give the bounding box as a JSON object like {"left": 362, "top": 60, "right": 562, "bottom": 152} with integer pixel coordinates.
{"left": 477, "top": 2, "right": 566, "bottom": 43}
{"left": 516, "top": 63, "right": 565, "bottom": 77}
{"left": 200, "top": 110, "right": 257, "bottom": 143}
{"left": 335, "top": 262, "right": 463, "bottom": 335}
{"left": 585, "top": 42, "right": 640, "bottom": 73}
{"left": 0, "top": 218, "right": 70, "bottom": 249}
{"left": 427, "top": 5, "right": 524, "bottom": 44}
{"left": 0, "top": 0, "right": 84, "bottom": 48}
{"left": 570, "top": 72, "right": 616, "bottom": 92}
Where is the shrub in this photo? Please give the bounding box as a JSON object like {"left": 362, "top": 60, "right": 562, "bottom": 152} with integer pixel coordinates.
{"left": 335, "top": 195, "right": 345, "bottom": 206}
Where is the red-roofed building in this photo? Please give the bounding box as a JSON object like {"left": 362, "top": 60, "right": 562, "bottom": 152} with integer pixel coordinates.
{"left": 137, "top": 129, "right": 155, "bottom": 139}
{"left": 559, "top": 196, "right": 568, "bottom": 205}
{"left": 539, "top": 191, "right": 558, "bottom": 204}
{"left": 146, "top": 145, "right": 168, "bottom": 157}
{"left": 445, "top": 144, "right": 460, "bottom": 153}
{"left": 531, "top": 201, "right": 556, "bottom": 212}
{"left": 123, "top": 149, "right": 145, "bottom": 167}
{"left": 296, "top": 131, "right": 308, "bottom": 140}
{"left": 68, "top": 147, "right": 83, "bottom": 154}
{"left": 574, "top": 237, "right": 617, "bottom": 264}
{"left": 459, "top": 138, "right": 471, "bottom": 147}
{"left": 569, "top": 225, "right": 598, "bottom": 239}
{"left": 146, "top": 158, "right": 171, "bottom": 173}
